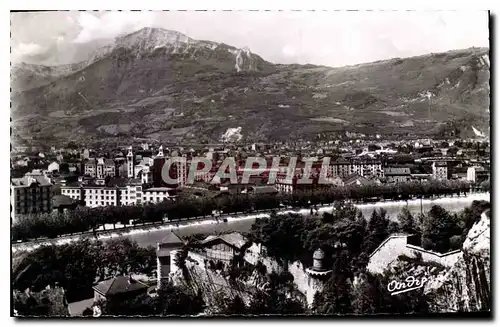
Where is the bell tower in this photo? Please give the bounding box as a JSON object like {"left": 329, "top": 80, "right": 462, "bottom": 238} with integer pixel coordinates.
{"left": 127, "top": 146, "right": 134, "bottom": 178}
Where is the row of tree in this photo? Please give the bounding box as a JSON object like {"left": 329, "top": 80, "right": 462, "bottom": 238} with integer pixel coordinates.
{"left": 12, "top": 180, "right": 472, "bottom": 242}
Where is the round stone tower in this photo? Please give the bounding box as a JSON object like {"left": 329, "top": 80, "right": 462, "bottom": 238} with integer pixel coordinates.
{"left": 312, "top": 248, "right": 326, "bottom": 271}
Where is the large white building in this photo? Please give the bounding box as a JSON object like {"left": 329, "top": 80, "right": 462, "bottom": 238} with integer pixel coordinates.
{"left": 60, "top": 180, "right": 175, "bottom": 208}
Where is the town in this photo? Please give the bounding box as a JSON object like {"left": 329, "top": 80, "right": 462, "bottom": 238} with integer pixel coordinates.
{"left": 11, "top": 135, "right": 490, "bottom": 222}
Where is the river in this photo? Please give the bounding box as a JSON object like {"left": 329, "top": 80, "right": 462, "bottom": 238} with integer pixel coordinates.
{"left": 12, "top": 192, "right": 490, "bottom": 253}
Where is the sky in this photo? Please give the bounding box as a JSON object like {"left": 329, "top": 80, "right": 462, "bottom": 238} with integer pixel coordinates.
{"left": 10, "top": 11, "right": 490, "bottom": 67}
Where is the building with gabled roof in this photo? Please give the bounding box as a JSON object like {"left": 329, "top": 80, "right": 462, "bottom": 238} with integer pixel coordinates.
{"left": 196, "top": 232, "right": 249, "bottom": 263}
{"left": 93, "top": 276, "right": 148, "bottom": 303}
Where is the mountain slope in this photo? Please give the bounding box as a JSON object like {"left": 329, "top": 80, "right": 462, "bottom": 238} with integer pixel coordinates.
{"left": 11, "top": 28, "right": 490, "bottom": 146}
{"left": 10, "top": 62, "right": 88, "bottom": 92}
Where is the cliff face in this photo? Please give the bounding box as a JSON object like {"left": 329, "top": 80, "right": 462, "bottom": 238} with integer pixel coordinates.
{"left": 425, "top": 210, "right": 490, "bottom": 312}
{"left": 169, "top": 251, "right": 262, "bottom": 314}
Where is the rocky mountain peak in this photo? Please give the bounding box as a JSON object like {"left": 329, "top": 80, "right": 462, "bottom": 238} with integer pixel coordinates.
{"left": 115, "top": 27, "right": 192, "bottom": 49}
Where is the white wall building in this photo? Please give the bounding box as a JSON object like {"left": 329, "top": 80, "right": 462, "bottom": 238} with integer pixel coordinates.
{"left": 142, "top": 187, "right": 175, "bottom": 203}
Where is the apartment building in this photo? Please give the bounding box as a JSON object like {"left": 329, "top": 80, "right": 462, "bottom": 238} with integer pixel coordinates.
{"left": 11, "top": 174, "right": 53, "bottom": 220}
{"left": 329, "top": 161, "right": 351, "bottom": 178}
{"left": 432, "top": 161, "right": 449, "bottom": 180}
{"left": 384, "top": 167, "right": 412, "bottom": 183}
{"left": 363, "top": 160, "right": 384, "bottom": 178}
{"left": 329, "top": 159, "right": 383, "bottom": 179}
{"left": 84, "top": 187, "right": 120, "bottom": 207}
{"left": 275, "top": 176, "right": 295, "bottom": 193}
{"left": 84, "top": 160, "right": 97, "bottom": 177}
{"left": 119, "top": 184, "right": 143, "bottom": 206}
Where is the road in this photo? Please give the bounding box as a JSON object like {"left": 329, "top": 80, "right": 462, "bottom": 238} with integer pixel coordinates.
{"left": 12, "top": 192, "right": 489, "bottom": 253}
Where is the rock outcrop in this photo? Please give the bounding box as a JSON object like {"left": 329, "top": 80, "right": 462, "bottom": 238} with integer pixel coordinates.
{"left": 425, "top": 210, "right": 490, "bottom": 312}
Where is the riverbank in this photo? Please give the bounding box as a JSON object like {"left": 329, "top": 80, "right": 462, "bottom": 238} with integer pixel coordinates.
{"left": 12, "top": 192, "right": 490, "bottom": 254}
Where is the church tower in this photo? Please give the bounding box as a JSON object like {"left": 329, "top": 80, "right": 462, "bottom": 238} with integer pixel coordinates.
{"left": 157, "top": 145, "right": 164, "bottom": 158}
{"left": 127, "top": 146, "right": 134, "bottom": 178}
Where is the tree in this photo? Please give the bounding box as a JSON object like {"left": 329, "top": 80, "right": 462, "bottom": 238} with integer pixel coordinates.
{"left": 480, "top": 179, "right": 490, "bottom": 192}
{"left": 397, "top": 207, "right": 418, "bottom": 234}
{"left": 247, "top": 271, "right": 305, "bottom": 315}
{"left": 351, "top": 272, "right": 430, "bottom": 315}
{"left": 13, "top": 239, "right": 157, "bottom": 303}
{"left": 363, "top": 209, "right": 390, "bottom": 254}
{"left": 248, "top": 213, "right": 320, "bottom": 265}
{"left": 312, "top": 249, "right": 353, "bottom": 315}
{"left": 350, "top": 273, "right": 377, "bottom": 314}
{"left": 13, "top": 239, "right": 101, "bottom": 303}
{"left": 100, "top": 294, "right": 159, "bottom": 316}
{"left": 387, "top": 221, "right": 401, "bottom": 234}
{"left": 457, "top": 200, "right": 491, "bottom": 239}
{"left": 223, "top": 295, "right": 248, "bottom": 315}
{"left": 157, "top": 284, "right": 205, "bottom": 316}
{"left": 305, "top": 218, "right": 365, "bottom": 267}
{"left": 59, "top": 163, "right": 70, "bottom": 174}
{"left": 421, "top": 205, "right": 460, "bottom": 253}
{"left": 66, "top": 141, "right": 78, "bottom": 149}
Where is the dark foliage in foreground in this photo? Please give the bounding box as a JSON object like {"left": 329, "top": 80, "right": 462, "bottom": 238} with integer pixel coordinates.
{"left": 12, "top": 239, "right": 156, "bottom": 303}
{"left": 99, "top": 282, "right": 205, "bottom": 316}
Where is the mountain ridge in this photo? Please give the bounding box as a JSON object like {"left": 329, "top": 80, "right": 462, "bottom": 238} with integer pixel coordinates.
{"left": 10, "top": 28, "right": 490, "bottom": 146}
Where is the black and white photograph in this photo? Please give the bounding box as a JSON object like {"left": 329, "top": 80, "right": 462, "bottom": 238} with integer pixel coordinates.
{"left": 10, "top": 9, "right": 491, "bottom": 318}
